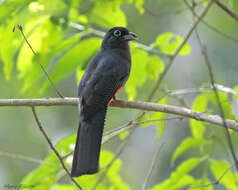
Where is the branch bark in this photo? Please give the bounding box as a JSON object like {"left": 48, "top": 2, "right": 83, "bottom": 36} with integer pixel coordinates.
{"left": 0, "top": 98, "right": 238, "bottom": 131}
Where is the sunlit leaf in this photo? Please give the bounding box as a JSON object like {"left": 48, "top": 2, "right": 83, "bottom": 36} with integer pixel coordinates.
{"left": 210, "top": 159, "right": 238, "bottom": 190}
{"left": 203, "top": 0, "right": 208, "bottom": 6}
{"left": 76, "top": 67, "right": 85, "bottom": 85}
{"left": 119, "top": 130, "right": 129, "bottom": 140}
{"left": 171, "top": 137, "right": 207, "bottom": 166}
{"left": 170, "top": 175, "right": 195, "bottom": 190}
{"left": 79, "top": 150, "right": 129, "bottom": 190}
{"left": 89, "top": 1, "right": 127, "bottom": 27}
{"left": 210, "top": 91, "right": 236, "bottom": 120}
{"left": 234, "top": 86, "right": 238, "bottom": 100}
{"left": 21, "top": 134, "right": 76, "bottom": 190}
{"left": 0, "top": 18, "right": 21, "bottom": 80}
{"left": 106, "top": 151, "right": 130, "bottom": 190}
{"left": 29, "top": 0, "right": 67, "bottom": 15}
{"left": 154, "top": 32, "right": 191, "bottom": 56}
{"left": 40, "top": 38, "right": 101, "bottom": 93}
{"left": 0, "top": 0, "right": 34, "bottom": 22}
{"left": 151, "top": 97, "right": 167, "bottom": 139}
{"left": 21, "top": 132, "right": 128, "bottom": 190}
{"left": 150, "top": 157, "right": 206, "bottom": 190}
{"left": 134, "top": 0, "right": 144, "bottom": 14}
{"left": 190, "top": 93, "right": 210, "bottom": 139}
{"left": 19, "top": 19, "right": 66, "bottom": 94}
{"left": 126, "top": 44, "right": 164, "bottom": 100}
{"left": 50, "top": 184, "right": 75, "bottom": 190}
{"left": 230, "top": 0, "right": 238, "bottom": 13}
{"left": 146, "top": 56, "right": 164, "bottom": 80}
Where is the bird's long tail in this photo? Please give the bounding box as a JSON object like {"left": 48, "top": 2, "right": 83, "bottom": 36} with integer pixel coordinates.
{"left": 71, "top": 107, "right": 107, "bottom": 177}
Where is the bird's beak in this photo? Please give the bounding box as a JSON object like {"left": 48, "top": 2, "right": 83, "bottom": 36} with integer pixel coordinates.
{"left": 123, "top": 32, "right": 138, "bottom": 41}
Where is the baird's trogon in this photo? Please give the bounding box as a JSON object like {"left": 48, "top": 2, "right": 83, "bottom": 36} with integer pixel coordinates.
{"left": 71, "top": 27, "right": 137, "bottom": 177}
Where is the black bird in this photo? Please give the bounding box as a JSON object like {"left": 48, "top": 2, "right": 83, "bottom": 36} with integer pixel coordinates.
{"left": 71, "top": 27, "right": 137, "bottom": 177}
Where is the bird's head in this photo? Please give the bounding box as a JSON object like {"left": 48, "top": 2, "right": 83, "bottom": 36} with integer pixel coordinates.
{"left": 101, "top": 27, "right": 137, "bottom": 50}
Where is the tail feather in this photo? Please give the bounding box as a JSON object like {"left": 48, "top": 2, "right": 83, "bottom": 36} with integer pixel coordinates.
{"left": 71, "top": 107, "right": 107, "bottom": 177}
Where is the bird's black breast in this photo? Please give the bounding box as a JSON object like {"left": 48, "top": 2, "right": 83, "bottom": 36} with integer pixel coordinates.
{"left": 78, "top": 49, "right": 131, "bottom": 118}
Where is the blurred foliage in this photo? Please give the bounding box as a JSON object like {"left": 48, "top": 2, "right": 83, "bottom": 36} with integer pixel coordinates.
{"left": 1, "top": 0, "right": 238, "bottom": 189}
{"left": 21, "top": 134, "right": 129, "bottom": 190}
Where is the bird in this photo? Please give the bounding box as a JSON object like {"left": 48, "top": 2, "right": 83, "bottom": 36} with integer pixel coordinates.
{"left": 71, "top": 27, "right": 137, "bottom": 177}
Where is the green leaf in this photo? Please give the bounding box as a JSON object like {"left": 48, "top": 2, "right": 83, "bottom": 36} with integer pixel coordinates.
{"left": 119, "top": 130, "right": 129, "bottom": 140}
{"left": 234, "top": 86, "right": 238, "bottom": 100}
{"left": 106, "top": 152, "right": 130, "bottom": 190}
{"left": 17, "top": 27, "right": 42, "bottom": 79}
{"left": 203, "top": 0, "right": 208, "bottom": 6}
{"left": 210, "top": 160, "right": 238, "bottom": 190}
{"left": 21, "top": 134, "right": 76, "bottom": 190}
{"left": 151, "top": 98, "right": 167, "bottom": 139}
{"left": 0, "top": 7, "right": 45, "bottom": 80}
{"left": 154, "top": 32, "right": 191, "bottom": 56}
{"left": 78, "top": 150, "right": 129, "bottom": 190}
{"left": 126, "top": 45, "right": 164, "bottom": 100}
{"left": 230, "top": 0, "right": 238, "bottom": 13}
{"left": 18, "top": 19, "right": 66, "bottom": 94}
{"left": 210, "top": 91, "right": 236, "bottom": 120}
{"left": 29, "top": 0, "right": 67, "bottom": 16}
{"left": 190, "top": 93, "right": 210, "bottom": 139}
{"left": 0, "top": 18, "right": 21, "bottom": 80}
{"left": 170, "top": 175, "right": 195, "bottom": 190}
{"left": 150, "top": 157, "right": 206, "bottom": 190}
{"left": 76, "top": 67, "right": 85, "bottom": 85}
{"left": 146, "top": 56, "right": 164, "bottom": 80}
{"left": 171, "top": 137, "right": 206, "bottom": 166}
{"left": 40, "top": 38, "right": 101, "bottom": 93}
{"left": 134, "top": 0, "right": 144, "bottom": 14}
{"left": 50, "top": 184, "right": 75, "bottom": 190}
{"left": 0, "top": 0, "right": 34, "bottom": 22}
{"left": 169, "top": 157, "right": 206, "bottom": 184}
{"left": 89, "top": 1, "right": 127, "bottom": 27}
{"left": 21, "top": 131, "right": 128, "bottom": 190}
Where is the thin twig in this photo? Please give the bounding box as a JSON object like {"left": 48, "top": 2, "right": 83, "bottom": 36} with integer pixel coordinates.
{"left": 0, "top": 98, "right": 238, "bottom": 131}
{"left": 184, "top": 0, "right": 238, "bottom": 44}
{"left": 193, "top": 21, "right": 238, "bottom": 170}
{"left": 142, "top": 143, "right": 164, "bottom": 190}
{"left": 31, "top": 107, "right": 83, "bottom": 190}
{"left": 0, "top": 150, "right": 48, "bottom": 165}
{"left": 215, "top": 0, "right": 238, "bottom": 22}
{"left": 103, "top": 117, "right": 183, "bottom": 144}
{"left": 185, "top": 164, "right": 235, "bottom": 189}
{"left": 202, "top": 46, "right": 238, "bottom": 170}
{"left": 147, "top": 0, "right": 214, "bottom": 101}
{"left": 62, "top": 117, "right": 182, "bottom": 159}
{"left": 14, "top": 25, "right": 64, "bottom": 98}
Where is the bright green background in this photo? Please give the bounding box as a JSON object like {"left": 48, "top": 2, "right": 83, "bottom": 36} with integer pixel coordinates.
{"left": 1, "top": 0, "right": 238, "bottom": 189}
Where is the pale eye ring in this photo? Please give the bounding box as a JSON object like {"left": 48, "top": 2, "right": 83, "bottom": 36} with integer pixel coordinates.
{"left": 113, "top": 30, "right": 121, "bottom": 37}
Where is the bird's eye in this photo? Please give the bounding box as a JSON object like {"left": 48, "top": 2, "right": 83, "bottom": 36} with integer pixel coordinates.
{"left": 113, "top": 30, "right": 121, "bottom": 37}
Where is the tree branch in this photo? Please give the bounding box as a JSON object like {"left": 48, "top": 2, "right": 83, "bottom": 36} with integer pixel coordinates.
{"left": 0, "top": 98, "right": 237, "bottom": 131}
{"left": 215, "top": 0, "right": 238, "bottom": 22}
{"left": 184, "top": 0, "right": 238, "bottom": 44}
{"left": 142, "top": 143, "right": 164, "bottom": 190}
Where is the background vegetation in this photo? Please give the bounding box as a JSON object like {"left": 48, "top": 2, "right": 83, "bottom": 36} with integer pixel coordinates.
{"left": 0, "top": 0, "right": 238, "bottom": 189}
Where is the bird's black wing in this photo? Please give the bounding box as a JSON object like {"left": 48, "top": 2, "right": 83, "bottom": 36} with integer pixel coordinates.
{"left": 78, "top": 51, "right": 130, "bottom": 120}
